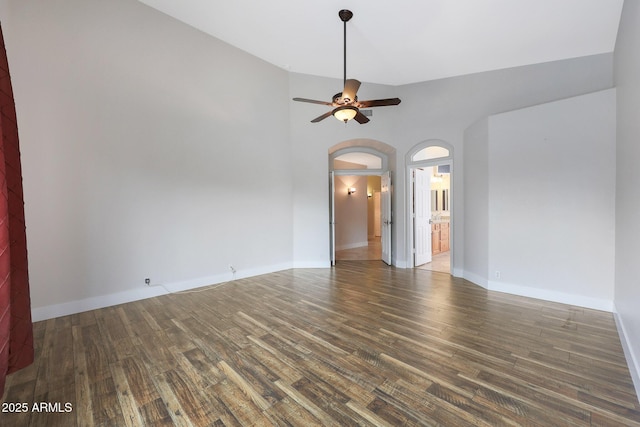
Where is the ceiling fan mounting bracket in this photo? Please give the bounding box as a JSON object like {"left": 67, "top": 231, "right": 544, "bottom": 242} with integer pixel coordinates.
{"left": 338, "top": 9, "right": 353, "bottom": 23}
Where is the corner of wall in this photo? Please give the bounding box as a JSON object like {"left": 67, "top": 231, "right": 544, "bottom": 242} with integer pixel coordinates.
{"left": 614, "top": 304, "right": 640, "bottom": 404}
{"left": 462, "top": 270, "right": 489, "bottom": 289}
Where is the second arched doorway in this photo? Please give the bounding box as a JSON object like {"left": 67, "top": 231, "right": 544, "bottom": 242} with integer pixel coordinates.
{"left": 406, "top": 140, "right": 454, "bottom": 273}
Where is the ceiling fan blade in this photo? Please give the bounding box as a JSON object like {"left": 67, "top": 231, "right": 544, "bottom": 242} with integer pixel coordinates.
{"left": 310, "top": 111, "right": 334, "bottom": 123}
{"left": 354, "top": 111, "right": 370, "bottom": 124}
{"left": 342, "top": 79, "right": 361, "bottom": 102}
{"left": 357, "top": 98, "right": 402, "bottom": 108}
{"left": 293, "top": 97, "right": 333, "bottom": 106}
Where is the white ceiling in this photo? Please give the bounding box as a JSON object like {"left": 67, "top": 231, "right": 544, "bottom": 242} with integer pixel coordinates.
{"left": 137, "top": 0, "right": 623, "bottom": 86}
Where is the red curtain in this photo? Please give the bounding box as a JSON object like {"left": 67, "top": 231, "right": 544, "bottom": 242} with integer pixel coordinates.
{"left": 0, "top": 23, "right": 34, "bottom": 397}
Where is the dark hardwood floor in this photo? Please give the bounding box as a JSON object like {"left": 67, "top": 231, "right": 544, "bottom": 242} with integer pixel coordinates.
{"left": 2, "top": 261, "right": 639, "bottom": 426}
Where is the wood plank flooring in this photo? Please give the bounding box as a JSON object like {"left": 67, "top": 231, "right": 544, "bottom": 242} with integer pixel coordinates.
{"left": 336, "top": 238, "right": 382, "bottom": 261}
{"left": 1, "top": 261, "right": 639, "bottom": 426}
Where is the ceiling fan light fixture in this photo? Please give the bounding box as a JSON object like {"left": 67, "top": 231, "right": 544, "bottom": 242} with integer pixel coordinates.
{"left": 333, "top": 105, "right": 358, "bottom": 122}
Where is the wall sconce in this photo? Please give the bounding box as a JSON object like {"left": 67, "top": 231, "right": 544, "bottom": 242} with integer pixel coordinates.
{"left": 348, "top": 187, "right": 357, "bottom": 195}
{"left": 367, "top": 192, "right": 372, "bottom": 198}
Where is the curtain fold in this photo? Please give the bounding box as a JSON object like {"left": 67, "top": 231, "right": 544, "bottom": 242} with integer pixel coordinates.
{"left": 0, "top": 23, "right": 34, "bottom": 397}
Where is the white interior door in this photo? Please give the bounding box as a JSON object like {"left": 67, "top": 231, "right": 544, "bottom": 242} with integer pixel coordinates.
{"left": 381, "top": 171, "right": 392, "bottom": 265}
{"left": 329, "top": 171, "right": 336, "bottom": 266}
{"left": 414, "top": 168, "right": 432, "bottom": 266}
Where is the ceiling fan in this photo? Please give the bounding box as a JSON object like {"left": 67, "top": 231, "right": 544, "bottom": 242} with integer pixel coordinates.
{"left": 293, "top": 9, "right": 401, "bottom": 124}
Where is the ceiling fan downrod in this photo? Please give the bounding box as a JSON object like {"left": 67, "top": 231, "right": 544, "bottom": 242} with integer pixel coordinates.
{"left": 339, "top": 9, "right": 353, "bottom": 88}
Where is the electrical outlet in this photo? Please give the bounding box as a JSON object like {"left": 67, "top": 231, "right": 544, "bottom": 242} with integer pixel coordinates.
{"left": 145, "top": 278, "right": 151, "bottom": 286}
{"left": 495, "top": 271, "right": 501, "bottom": 279}
{"left": 229, "top": 265, "right": 236, "bottom": 274}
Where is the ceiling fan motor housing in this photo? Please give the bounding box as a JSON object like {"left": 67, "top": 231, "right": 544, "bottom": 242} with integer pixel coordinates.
{"left": 333, "top": 92, "right": 357, "bottom": 105}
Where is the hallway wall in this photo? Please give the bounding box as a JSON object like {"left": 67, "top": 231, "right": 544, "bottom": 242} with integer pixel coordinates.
{"left": 334, "top": 175, "right": 368, "bottom": 251}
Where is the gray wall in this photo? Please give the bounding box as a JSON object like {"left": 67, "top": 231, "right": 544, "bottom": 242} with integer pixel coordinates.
{"left": 334, "top": 175, "right": 368, "bottom": 251}
{"left": 483, "top": 90, "right": 615, "bottom": 309}
{"left": 463, "top": 89, "right": 616, "bottom": 311}
{"left": 289, "top": 55, "right": 614, "bottom": 271}
{"left": 614, "top": 0, "right": 640, "bottom": 395}
{"left": 3, "top": 0, "right": 293, "bottom": 317}
{"left": 394, "top": 55, "right": 615, "bottom": 272}
{"left": 463, "top": 118, "right": 489, "bottom": 284}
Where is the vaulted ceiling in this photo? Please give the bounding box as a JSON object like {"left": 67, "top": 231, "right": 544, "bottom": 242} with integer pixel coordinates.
{"left": 138, "top": 0, "right": 623, "bottom": 86}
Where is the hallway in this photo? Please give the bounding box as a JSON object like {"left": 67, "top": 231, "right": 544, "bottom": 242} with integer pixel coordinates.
{"left": 335, "top": 237, "right": 381, "bottom": 261}
{"left": 336, "top": 238, "right": 451, "bottom": 274}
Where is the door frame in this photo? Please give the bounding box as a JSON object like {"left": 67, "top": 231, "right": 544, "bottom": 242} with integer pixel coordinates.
{"left": 329, "top": 171, "right": 336, "bottom": 265}
{"left": 406, "top": 140, "right": 454, "bottom": 270}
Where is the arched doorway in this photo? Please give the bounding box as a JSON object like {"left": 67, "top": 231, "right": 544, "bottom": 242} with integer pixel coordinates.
{"left": 329, "top": 141, "right": 395, "bottom": 266}
{"left": 406, "top": 140, "right": 454, "bottom": 272}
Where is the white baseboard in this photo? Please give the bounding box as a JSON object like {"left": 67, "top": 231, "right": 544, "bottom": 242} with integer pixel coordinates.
{"left": 31, "top": 262, "right": 293, "bottom": 322}
{"left": 462, "top": 270, "right": 489, "bottom": 289}
{"left": 451, "top": 267, "right": 464, "bottom": 278}
{"left": 461, "top": 272, "right": 613, "bottom": 312}
{"left": 613, "top": 306, "right": 640, "bottom": 404}
{"left": 487, "top": 280, "right": 613, "bottom": 312}
{"left": 31, "top": 286, "right": 168, "bottom": 322}
{"left": 293, "top": 260, "right": 331, "bottom": 268}
{"left": 335, "top": 241, "right": 369, "bottom": 251}
{"left": 393, "top": 257, "right": 407, "bottom": 268}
